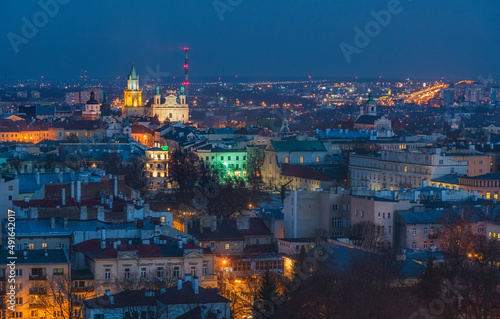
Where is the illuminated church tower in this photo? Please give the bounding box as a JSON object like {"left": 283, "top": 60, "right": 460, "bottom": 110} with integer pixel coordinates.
{"left": 124, "top": 63, "right": 142, "bottom": 107}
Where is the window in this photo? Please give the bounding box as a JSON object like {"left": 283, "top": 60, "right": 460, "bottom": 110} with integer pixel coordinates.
{"left": 424, "top": 227, "right": 428, "bottom": 235}
{"left": 15, "top": 269, "right": 22, "bottom": 277}
{"left": 156, "top": 267, "right": 164, "bottom": 278}
{"left": 53, "top": 268, "right": 64, "bottom": 276}
{"left": 190, "top": 265, "right": 196, "bottom": 277}
{"left": 424, "top": 241, "right": 428, "bottom": 249}
{"left": 412, "top": 242, "right": 417, "bottom": 249}
{"left": 15, "top": 297, "right": 23, "bottom": 305}
{"left": 234, "top": 243, "right": 239, "bottom": 250}
{"left": 316, "top": 156, "right": 320, "bottom": 162}
{"left": 285, "top": 156, "right": 289, "bottom": 163}
{"left": 355, "top": 209, "right": 358, "bottom": 216}
{"left": 228, "top": 156, "right": 231, "bottom": 161}
{"left": 31, "top": 311, "right": 38, "bottom": 317}
{"left": 14, "top": 312, "right": 23, "bottom": 318}
{"left": 8, "top": 186, "right": 13, "bottom": 191}
{"left": 225, "top": 243, "right": 230, "bottom": 250}
{"left": 361, "top": 210, "right": 364, "bottom": 217}
{"left": 388, "top": 213, "right": 391, "bottom": 219}
{"left": 299, "top": 156, "right": 304, "bottom": 163}
{"left": 383, "top": 213, "right": 385, "bottom": 218}
{"left": 28, "top": 243, "right": 34, "bottom": 250}
{"left": 388, "top": 226, "right": 392, "bottom": 234}
{"left": 378, "top": 213, "right": 381, "bottom": 218}
{"left": 140, "top": 268, "right": 147, "bottom": 279}
{"left": 161, "top": 216, "right": 166, "bottom": 224}
{"left": 104, "top": 268, "right": 111, "bottom": 280}
{"left": 124, "top": 268, "right": 130, "bottom": 279}
{"left": 42, "top": 243, "right": 47, "bottom": 248}
{"left": 173, "top": 266, "right": 180, "bottom": 277}
{"left": 412, "top": 228, "right": 417, "bottom": 235}
{"left": 202, "top": 263, "right": 208, "bottom": 276}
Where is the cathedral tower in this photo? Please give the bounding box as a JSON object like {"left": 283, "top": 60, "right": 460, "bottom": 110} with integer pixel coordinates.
{"left": 124, "top": 63, "right": 143, "bottom": 107}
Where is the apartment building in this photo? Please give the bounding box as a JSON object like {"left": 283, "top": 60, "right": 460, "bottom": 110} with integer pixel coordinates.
{"left": 349, "top": 149, "right": 468, "bottom": 190}
{"left": 0, "top": 249, "right": 71, "bottom": 319}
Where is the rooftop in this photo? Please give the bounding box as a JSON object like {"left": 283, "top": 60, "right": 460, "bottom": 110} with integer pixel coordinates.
{"left": 270, "top": 140, "right": 326, "bottom": 152}
{"left": 0, "top": 249, "right": 69, "bottom": 265}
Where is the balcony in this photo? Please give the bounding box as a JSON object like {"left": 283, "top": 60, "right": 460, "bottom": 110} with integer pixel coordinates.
{"left": 29, "top": 275, "right": 47, "bottom": 281}
{"left": 203, "top": 274, "right": 217, "bottom": 282}
{"left": 72, "top": 286, "right": 94, "bottom": 293}
{"left": 29, "top": 287, "right": 47, "bottom": 295}
{"left": 428, "top": 232, "right": 439, "bottom": 239}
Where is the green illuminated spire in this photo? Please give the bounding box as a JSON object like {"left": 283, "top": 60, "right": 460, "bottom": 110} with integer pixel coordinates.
{"left": 128, "top": 63, "right": 138, "bottom": 80}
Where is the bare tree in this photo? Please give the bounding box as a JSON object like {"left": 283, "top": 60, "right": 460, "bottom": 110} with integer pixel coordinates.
{"left": 347, "top": 221, "right": 384, "bottom": 250}
{"left": 35, "top": 275, "right": 96, "bottom": 319}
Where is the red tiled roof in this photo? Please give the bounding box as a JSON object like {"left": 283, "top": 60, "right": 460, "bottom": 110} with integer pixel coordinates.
{"left": 281, "top": 164, "right": 332, "bottom": 181}
{"left": 73, "top": 239, "right": 163, "bottom": 259}
{"left": 131, "top": 124, "right": 154, "bottom": 134}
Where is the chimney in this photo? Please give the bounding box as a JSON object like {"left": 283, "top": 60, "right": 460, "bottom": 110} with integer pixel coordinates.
{"left": 126, "top": 204, "right": 134, "bottom": 222}
{"left": 50, "top": 217, "right": 55, "bottom": 229}
{"left": 193, "top": 277, "right": 199, "bottom": 295}
{"left": 36, "top": 171, "right": 40, "bottom": 185}
{"left": 105, "top": 290, "right": 110, "bottom": 296}
{"left": 80, "top": 205, "right": 88, "bottom": 221}
{"left": 109, "top": 195, "right": 113, "bottom": 210}
{"left": 58, "top": 171, "right": 63, "bottom": 183}
{"left": 100, "top": 229, "right": 106, "bottom": 249}
{"left": 70, "top": 181, "right": 75, "bottom": 199}
{"left": 29, "top": 207, "right": 38, "bottom": 219}
{"left": 422, "top": 179, "right": 428, "bottom": 187}
{"left": 184, "top": 217, "right": 188, "bottom": 232}
{"left": 177, "top": 279, "right": 183, "bottom": 290}
{"left": 61, "top": 188, "right": 66, "bottom": 206}
{"left": 44, "top": 249, "right": 48, "bottom": 257}
{"left": 113, "top": 175, "right": 118, "bottom": 197}
{"left": 184, "top": 274, "right": 192, "bottom": 282}
{"left": 109, "top": 296, "right": 114, "bottom": 305}
{"left": 236, "top": 215, "right": 250, "bottom": 230}
{"left": 210, "top": 219, "right": 216, "bottom": 232}
{"left": 143, "top": 203, "right": 150, "bottom": 217}
{"left": 199, "top": 217, "right": 204, "bottom": 234}
{"left": 63, "top": 217, "right": 68, "bottom": 229}
{"left": 76, "top": 180, "right": 81, "bottom": 204}
{"left": 178, "top": 238, "right": 183, "bottom": 249}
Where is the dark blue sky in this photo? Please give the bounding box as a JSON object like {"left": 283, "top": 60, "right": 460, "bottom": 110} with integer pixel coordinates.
{"left": 1, "top": 0, "right": 499, "bottom": 80}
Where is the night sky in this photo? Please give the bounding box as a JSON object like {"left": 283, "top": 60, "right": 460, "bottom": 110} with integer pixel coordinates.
{"left": 1, "top": 0, "right": 499, "bottom": 80}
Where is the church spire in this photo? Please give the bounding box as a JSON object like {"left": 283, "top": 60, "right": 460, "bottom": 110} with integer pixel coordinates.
{"left": 128, "top": 63, "right": 138, "bottom": 80}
